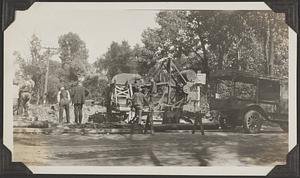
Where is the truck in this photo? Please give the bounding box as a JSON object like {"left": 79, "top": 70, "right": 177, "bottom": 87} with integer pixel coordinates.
{"left": 209, "top": 69, "right": 288, "bottom": 133}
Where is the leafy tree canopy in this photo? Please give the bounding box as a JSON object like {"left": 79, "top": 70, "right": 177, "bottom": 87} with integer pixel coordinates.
{"left": 58, "top": 32, "right": 89, "bottom": 81}
{"left": 95, "top": 41, "right": 138, "bottom": 79}
{"left": 140, "top": 10, "right": 288, "bottom": 78}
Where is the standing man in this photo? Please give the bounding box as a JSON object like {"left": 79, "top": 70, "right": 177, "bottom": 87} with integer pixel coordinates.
{"left": 57, "top": 86, "right": 71, "bottom": 123}
{"left": 18, "top": 75, "right": 35, "bottom": 116}
{"left": 192, "top": 71, "right": 208, "bottom": 135}
{"left": 71, "top": 82, "right": 86, "bottom": 124}
{"left": 131, "top": 87, "right": 148, "bottom": 125}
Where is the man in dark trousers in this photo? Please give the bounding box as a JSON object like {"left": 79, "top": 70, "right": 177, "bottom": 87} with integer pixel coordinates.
{"left": 57, "top": 86, "right": 71, "bottom": 123}
{"left": 71, "top": 81, "right": 87, "bottom": 124}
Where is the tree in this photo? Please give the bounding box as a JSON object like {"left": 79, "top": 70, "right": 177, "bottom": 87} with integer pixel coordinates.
{"left": 44, "top": 60, "right": 65, "bottom": 103}
{"left": 82, "top": 74, "right": 108, "bottom": 103}
{"left": 58, "top": 32, "right": 89, "bottom": 81}
{"left": 141, "top": 11, "right": 214, "bottom": 80}
{"left": 46, "top": 75, "right": 61, "bottom": 103}
{"left": 95, "top": 41, "right": 136, "bottom": 79}
{"left": 19, "top": 34, "right": 51, "bottom": 104}
{"left": 30, "top": 34, "right": 42, "bottom": 64}
{"left": 141, "top": 10, "right": 288, "bottom": 79}
{"left": 131, "top": 43, "right": 157, "bottom": 75}
{"left": 243, "top": 11, "right": 288, "bottom": 76}
{"left": 15, "top": 34, "right": 72, "bottom": 104}
{"left": 13, "top": 51, "right": 26, "bottom": 83}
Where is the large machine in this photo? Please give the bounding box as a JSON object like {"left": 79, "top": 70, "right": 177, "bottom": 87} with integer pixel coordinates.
{"left": 94, "top": 57, "right": 215, "bottom": 131}
{"left": 89, "top": 58, "right": 288, "bottom": 134}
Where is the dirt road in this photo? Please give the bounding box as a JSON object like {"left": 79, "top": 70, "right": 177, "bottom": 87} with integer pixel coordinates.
{"left": 13, "top": 125, "right": 288, "bottom": 167}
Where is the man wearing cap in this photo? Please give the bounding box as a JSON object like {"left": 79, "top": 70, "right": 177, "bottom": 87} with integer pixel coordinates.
{"left": 57, "top": 86, "right": 71, "bottom": 123}
{"left": 131, "top": 87, "right": 148, "bottom": 125}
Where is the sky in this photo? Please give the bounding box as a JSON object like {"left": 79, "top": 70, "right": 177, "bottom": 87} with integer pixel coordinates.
{"left": 5, "top": 3, "right": 159, "bottom": 64}
{"left": 5, "top": 2, "right": 270, "bottom": 65}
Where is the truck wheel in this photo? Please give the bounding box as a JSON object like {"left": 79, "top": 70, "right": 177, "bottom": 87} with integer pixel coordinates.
{"left": 279, "top": 123, "right": 288, "bottom": 132}
{"left": 243, "top": 110, "right": 263, "bottom": 134}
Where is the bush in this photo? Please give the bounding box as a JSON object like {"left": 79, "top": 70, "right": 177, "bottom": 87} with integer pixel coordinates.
{"left": 82, "top": 74, "right": 108, "bottom": 102}
{"left": 47, "top": 75, "right": 62, "bottom": 104}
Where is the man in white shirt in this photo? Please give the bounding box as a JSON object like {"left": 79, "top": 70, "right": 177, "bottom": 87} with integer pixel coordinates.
{"left": 57, "top": 86, "right": 71, "bottom": 123}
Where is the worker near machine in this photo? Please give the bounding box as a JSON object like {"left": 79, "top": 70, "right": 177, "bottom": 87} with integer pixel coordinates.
{"left": 131, "top": 87, "right": 149, "bottom": 125}
{"left": 57, "top": 86, "right": 71, "bottom": 123}
{"left": 132, "top": 79, "right": 139, "bottom": 93}
{"left": 18, "top": 75, "right": 35, "bottom": 116}
{"left": 71, "top": 81, "right": 87, "bottom": 124}
{"left": 191, "top": 70, "right": 209, "bottom": 135}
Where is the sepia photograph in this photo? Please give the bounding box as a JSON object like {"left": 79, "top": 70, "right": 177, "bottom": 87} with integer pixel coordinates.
{"left": 3, "top": 2, "right": 297, "bottom": 175}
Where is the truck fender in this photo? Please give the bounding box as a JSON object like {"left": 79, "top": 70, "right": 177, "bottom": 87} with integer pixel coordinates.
{"left": 242, "top": 104, "right": 268, "bottom": 120}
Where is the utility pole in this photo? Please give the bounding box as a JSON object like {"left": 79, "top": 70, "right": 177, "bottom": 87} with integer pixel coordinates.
{"left": 41, "top": 46, "right": 59, "bottom": 105}
{"left": 43, "top": 55, "right": 50, "bottom": 104}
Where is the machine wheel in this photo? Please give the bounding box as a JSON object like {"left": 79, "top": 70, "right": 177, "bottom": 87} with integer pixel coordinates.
{"left": 279, "top": 123, "right": 288, "bottom": 132}
{"left": 243, "top": 109, "right": 263, "bottom": 134}
{"left": 219, "top": 117, "right": 236, "bottom": 130}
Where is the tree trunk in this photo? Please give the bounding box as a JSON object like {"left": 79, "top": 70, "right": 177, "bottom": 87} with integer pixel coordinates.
{"left": 200, "top": 39, "right": 209, "bottom": 92}
{"left": 217, "top": 45, "right": 223, "bottom": 70}
{"left": 268, "top": 29, "right": 274, "bottom": 75}
{"left": 265, "top": 20, "right": 270, "bottom": 74}
{"left": 199, "top": 39, "right": 208, "bottom": 72}
{"left": 36, "top": 88, "right": 40, "bottom": 105}
{"left": 237, "top": 48, "right": 244, "bottom": 70}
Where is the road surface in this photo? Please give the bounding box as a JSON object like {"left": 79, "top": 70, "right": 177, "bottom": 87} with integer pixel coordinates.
{"left": 13, "top": 125, "right": 288, "bottom": 167}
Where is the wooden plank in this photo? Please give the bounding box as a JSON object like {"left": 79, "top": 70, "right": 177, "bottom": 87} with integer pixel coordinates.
{"left": 152, "top": 62, "right": 164, "bottom": 81}
{"left": 171, "top": 61, "right": 187, "bottom": 84}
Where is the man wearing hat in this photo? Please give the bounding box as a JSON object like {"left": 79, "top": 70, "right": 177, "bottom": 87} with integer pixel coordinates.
{"left": 71, "top": 81, "right": 88, "bottom": 124}
{"left": 131, "top": 87, "right": 148, "bottom": 125}
{"left": 57, "top": 86, "right": 71, "bottom": 123}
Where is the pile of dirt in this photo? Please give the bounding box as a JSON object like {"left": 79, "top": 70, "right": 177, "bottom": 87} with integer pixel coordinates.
{"left": 14, "top": 119, "right": 51, "bottom": 128}
{"left": 14, "top": 104, "right": 107, "bottom": 128}
{"left": 14, "top": 104, "right": 59, "bottom": 128}
{"left": 65, "top": 122, "right": 129, "bottom": 129}
{"left": 29, "top": 104, "right": 59, "bottom": 123}
{"left": 29, "top": 104, "right": 106, "bottom": 124}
